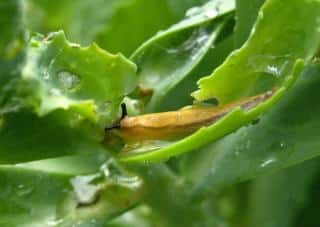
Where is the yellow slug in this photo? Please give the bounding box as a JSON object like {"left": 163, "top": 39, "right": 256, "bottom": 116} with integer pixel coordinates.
{"left": 106, "top": 90, "right": 274, "bottom": 142}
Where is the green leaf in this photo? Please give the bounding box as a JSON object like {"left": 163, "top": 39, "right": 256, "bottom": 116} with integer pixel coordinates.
{"left": 131, "top": 0, "right": 235, "bottom": 112}
{"left": 0, "top": 110, "right": 105, "bottom": 164}
{"left": 0, "top": 156, "right": 144, "bottom": 227}
{"left": 105, "top": 206, "right": 156, "bottom": 227}
{"left": 0, "top": 0, "right": 24, "bottom": 59}
{"left": 119, "top": 0, "right": 318, "bottom": 163}
{"left": 0, "top": 31, "right": 138, "bottom": 164}
{"left": 135, "top": 164, "right": 222, "bottom": 227}
{"left": 21, "top": 31, "right": 137, "bottom": 124}
{"left": 184, "top": 63, "right": 320, "bottom": 197}
{"left": 248, "top": 159, "right": 320, "bottom": 227}
{"left": 119, "top": 60, "right": 301, "bottom": 163}
{"left": 94, "top": 0, "right": 203, "bottom": 56}
{"left": 25, "top": 0, "right": 207, "bottom": 56}
{"left": 0, "top": 0, "right": 26, "bottom": 114}
{"left": 160, "top": 34, "right": 236, "bottom": 111}
{"left": 234, "top": 0, "right": 265, "bottom": 48}
{"left": 193, "top": 0, "right": 320, "bottom": 104}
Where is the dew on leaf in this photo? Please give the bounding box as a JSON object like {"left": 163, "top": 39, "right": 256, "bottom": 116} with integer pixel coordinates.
{"left": 185, "top": 0, "right": 222, "bottom": 19}
{"left": 46, "top": 217, "right": 63, "bottom": 227}
{"left": 44, "top": 32, "right": 58, "bottom": 42}
{"left": 16, "top": 184, "right": 34, "bottom": 197}
{"left": 49, "top": 88, "right": 61, "bottom": 96}
{"left": 57, "top": 71, "right": 81, "bottom": 91}
{"left": 185, "top": 7, "right": 201, "bottom": 17}
{"left": 100, "top": 159, "right": 143, "bottom": 190}
{"left": 248, "top": 54, "right": 292, "bottom": 78}
{"left": 43, "top": 71, "right": 50, "bottom": 81}
{"left": 260, "top": 157, "right": 276, "bottom": 167}
{"left": 70, "top": 174, "right": 101, "bottom": 205}
{"left": 204, "top": 8, "right": 218, "bottom": 18}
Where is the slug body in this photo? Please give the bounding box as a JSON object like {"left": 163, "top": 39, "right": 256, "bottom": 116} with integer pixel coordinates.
{"left": 108, "top": 91, "right": 273, "bottom": 141}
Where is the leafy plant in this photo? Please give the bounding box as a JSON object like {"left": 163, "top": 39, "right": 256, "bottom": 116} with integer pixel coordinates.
{"left": 1, "top": 0, "right": 320, "bottom": 226}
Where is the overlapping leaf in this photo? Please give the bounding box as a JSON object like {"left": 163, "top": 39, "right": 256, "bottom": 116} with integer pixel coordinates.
{"left": 24, "top": 0, "right": 207, "bottom": 56}
{"left": 131, "top": 0, "right": 235, "bottom": 112}
{"left": 119, "top": 0, "right": 319, "bottom": 163}
{"left": 2, "top": 0, "right": 320, "bottom": 226}
{"left": 193, "top": 0, "right": 320, "bottom": 103}
{"left": 185, "top": 63, "right": 320, "bottom": 197}
{"left": 0, "top": 30, "right": 138, "bottom": 163}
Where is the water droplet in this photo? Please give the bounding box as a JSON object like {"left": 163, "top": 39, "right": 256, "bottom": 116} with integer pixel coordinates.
{"left": 260, "top": 157, "right": 276, "bottom": 167}
{"left": 100, "top": 159, "right": 143, "bottom": 190}
{"left": 44, "top": 32, "right": 57, "bottom": 42}
{"left": 204, "top": 8, "right": 217, "bottom": 18}
{"left": 248, "top": 55, "right": 292, "bottom": 77}
{"left": 185, "top": 1, "right": 222, "bottom": 19}
{"left": 186, "top": 7, "right": 201, "bottom": 17}
{"left": 57, "top": 71, "right": 81, "bottom": 91}
{"left": 47, "top": 217, "right": 63, "bottom": 226}
{"left": 49, "top": 88, "right": 61, "bottom": 96}
{"left": 43, "top": 71, "right": 50, "bottom": 80}
{"left": 70, "top": 174, "right": 101, "bottom": 205}
{"left": 16, "top": 184, "right": 33, "bottom": 197}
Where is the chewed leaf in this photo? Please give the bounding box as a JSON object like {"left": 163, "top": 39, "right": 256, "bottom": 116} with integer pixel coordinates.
{"left": 116, "top": 0, "right": 320, "bottom": 163}
{"left": 117, "top": 59, "right": 303, "bottom": 163}
{"left": 22, "top": 31, "right": 137, "bottom": 124}
{"left": 186, "top": 63, "right": 320, "bottom": 197}
{"left": 192, "top": 0, "right": 320, "bottom": 104}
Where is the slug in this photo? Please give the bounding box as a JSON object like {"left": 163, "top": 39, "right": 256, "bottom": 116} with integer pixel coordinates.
{"left": 105, "top": 90, "right": 274, "bottom": 142}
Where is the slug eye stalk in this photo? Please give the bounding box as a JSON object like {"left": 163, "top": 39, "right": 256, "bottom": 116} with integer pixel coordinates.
{"left": 105, "top": 90, "right": 274, "bottom": 142}
{"left": 105, "top": 103, "right": 128, "bottom": 131}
